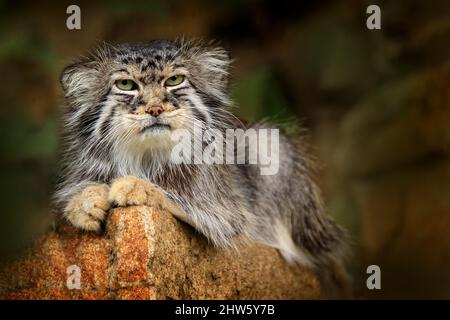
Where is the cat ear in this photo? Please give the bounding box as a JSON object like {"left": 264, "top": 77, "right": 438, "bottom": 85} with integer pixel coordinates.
{"left": 178, "top": 38, "right": 232, "bottom": 89}
{"left": 196, "top": 46, "right": 231, "bottom": 88}
{"left": 61, "top": 43, "right": 114, "bottom": 96}
{"left": 60, "top": 61, "right": 98, "bottom": 96}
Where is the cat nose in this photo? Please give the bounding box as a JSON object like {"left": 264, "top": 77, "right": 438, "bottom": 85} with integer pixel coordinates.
{"left": 146, "top": 105, "right": 164, "bottom": 117}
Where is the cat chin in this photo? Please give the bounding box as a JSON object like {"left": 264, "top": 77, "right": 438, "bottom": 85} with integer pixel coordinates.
{"left": 137, "top": 130, "right": 175, "bottom": 152}
{"left": 140, "top": 126, "right": 171, "bottom": 137}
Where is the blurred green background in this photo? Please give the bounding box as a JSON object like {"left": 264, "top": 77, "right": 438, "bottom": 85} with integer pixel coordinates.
{"left": 1, "top": 0, "right": 450, "bottom": 298}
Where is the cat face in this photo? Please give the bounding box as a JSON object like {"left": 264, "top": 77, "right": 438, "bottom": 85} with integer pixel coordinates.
{"left": 60, "top": 39, "right": 231, "bottom": 158}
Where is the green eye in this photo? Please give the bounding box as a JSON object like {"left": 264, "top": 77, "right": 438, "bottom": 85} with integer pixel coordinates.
{"left": 164, "top": 75, "right": 185, "bottom": 87}
{"left": 115, "top": 79, "right": 137, "bottom": 91}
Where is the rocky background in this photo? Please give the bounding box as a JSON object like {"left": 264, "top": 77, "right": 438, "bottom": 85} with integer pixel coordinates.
{"left": 0, "top": 0, "right": 449, "bottom": 298}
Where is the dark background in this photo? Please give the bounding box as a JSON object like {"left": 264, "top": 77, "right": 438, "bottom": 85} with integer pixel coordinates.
{"left": 0, "top": 0, "right": 449, "bottom": 298}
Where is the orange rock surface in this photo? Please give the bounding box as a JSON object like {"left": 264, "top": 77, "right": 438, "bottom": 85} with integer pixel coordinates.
{"left": 0, "top": 206, "right": 321, "bottom": 299}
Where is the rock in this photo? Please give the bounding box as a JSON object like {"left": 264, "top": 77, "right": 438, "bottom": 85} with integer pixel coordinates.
{"left": 0, "top": 206, "right": 321, "bottom": 299}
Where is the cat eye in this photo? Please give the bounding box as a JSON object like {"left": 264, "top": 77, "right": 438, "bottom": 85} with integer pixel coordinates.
{"left": 115, "top": 79, "right": 138, "bottom": 91}
{"left": 164, "top": 75, "right": 185, "bottom": 87}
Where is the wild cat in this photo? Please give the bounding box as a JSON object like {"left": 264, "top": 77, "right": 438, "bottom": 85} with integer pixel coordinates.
{"left": 54, "top": 39, "right": 349, "bottom": 295}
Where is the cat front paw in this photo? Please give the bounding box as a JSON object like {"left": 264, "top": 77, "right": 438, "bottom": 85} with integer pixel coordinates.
{"left": 109, "top": 176, "right": 166, "bottom": 208}
{"left": 64, "top": 184, "right": 110, "bottom": 231}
